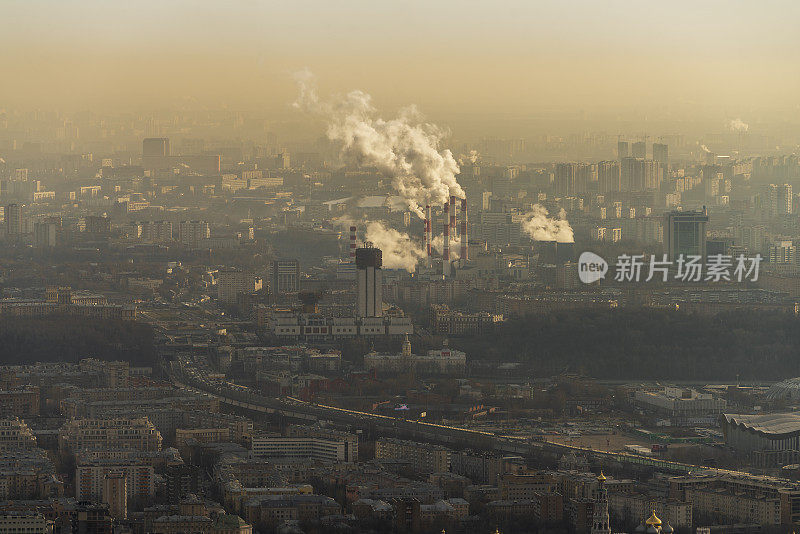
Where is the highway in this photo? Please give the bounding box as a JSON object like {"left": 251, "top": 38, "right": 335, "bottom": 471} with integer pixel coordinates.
{"left": 166, "top": 353, "right": 733, "bottom": 476}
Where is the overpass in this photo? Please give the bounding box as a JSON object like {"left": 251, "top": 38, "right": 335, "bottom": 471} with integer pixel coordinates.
{"left": 168, "top": 357, "right": 717, "bottom": 476}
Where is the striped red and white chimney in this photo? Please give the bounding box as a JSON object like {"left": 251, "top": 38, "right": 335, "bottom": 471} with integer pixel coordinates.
{"left": 425, "top": 205, "right": 432, "bottom": 260}
{"left": 349, "top": 225, "right": 357, "bottom": 260}
{"left": 460, "top": 198, "right": 468, "bottom": 261}
{"left": 443, "top": 201, "right": 450, "bottom": 263}
{"left": 449, "top": 194, "right": 457, "bottom": 234}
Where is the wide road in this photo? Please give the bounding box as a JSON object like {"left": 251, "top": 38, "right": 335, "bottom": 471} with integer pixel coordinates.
{"left": 166, "top": 354, "right": 774, "bottom": 480}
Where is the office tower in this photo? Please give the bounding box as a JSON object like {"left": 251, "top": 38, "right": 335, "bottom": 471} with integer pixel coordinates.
{"left": 631, "top": 141, "right": 646, "bottom": 159}
{"left": 356, "top": 246, "right": 383, "bottom": 318}
{"left": 103, "top": 473, "right": 127, "bottom": 520}
{"left": 598, "top": 161, "right": 621, "bottom": 193}
{"left": 270, "top": 259, "right": 300, "bottom": 294}
{"left": 5, "top": 203, "right": 22, "bottom": 238}
{"left": 664, "top": 208, "right": 709, "bottom": 260}
{"left": 142, "top": 138, "right": 170, "bottom": 158}
{"left": 617, "top": 141, "right": 629, "bottom": 160}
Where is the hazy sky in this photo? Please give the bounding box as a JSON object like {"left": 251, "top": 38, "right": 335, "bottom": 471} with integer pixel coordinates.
{"left": 3, "top": 0, "right": 800, "bottom": 120}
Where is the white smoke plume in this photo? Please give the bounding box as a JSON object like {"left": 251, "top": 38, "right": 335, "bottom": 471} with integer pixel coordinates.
{"left": 727, "top": 118, "right": 749, "bottom": 132}
{"left": 293, "top": 71, "right": 464, "bottom": 218}
{"left": 521, "top": 205, "right": 574, "bottom": 243}
{"left": 364, "top": 221, "right": 424, "bottom": 272}
{"left": 458, "top": 150, "right": 479, "bottom": 166}
{"left": 333, "top": 215, "right": 424, "bottom": 272}
{"left": 430, "top": 233, "right": 462, "bottom": 260}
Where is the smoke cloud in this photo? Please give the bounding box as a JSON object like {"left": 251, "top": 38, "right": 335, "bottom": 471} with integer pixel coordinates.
{"left": 727, "top": 118, "right": 749, "bottom": 132}
{"left": 458, "top": 150, "right": 480, "bottom": 166}
{"left": 364, "top": 221, "right": 425, "bottom": 272}
{"left": 521, "top": 205, "right": 574, "bottom": 243}
{"left": 431, "top": 233, "right": 461, "bottom": 260}
{"left": 293, "top": 71, "right": 465, "bottom": 218}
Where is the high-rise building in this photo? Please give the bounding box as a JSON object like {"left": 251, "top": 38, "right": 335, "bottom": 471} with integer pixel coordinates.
{"left": 617, "top": 141, "right": 629, "bottom": 160}
{"left": 597, "top": 161, "right": 621, "bottom": 193}
{"left": 356, "top": 246, "right": 383, "bottom": 318}
{"left": 621, "top": 158, "right": 660, "bottom": 192}
{"left": 780, "top": 184, "right": 793, "bottom": 215}
{"left": 554, "top": 163, "right": 575, "bottom": 196}
{"left": 664, "top": 208, "right": 709, "bottom": 260}
{"left": 653, "top": 143, "right": 669, "bottom": 170}
{"left": 34, "top": 221, "right": 58, "bottom": 248}
{"left": 5, "top": 203, "right": 22, "bottom": 238}
{"left": 631, "top": 141, "right": 646, "bottom": 159}
{"left": 270, "top": 259, "right": 300, "bottom": 294}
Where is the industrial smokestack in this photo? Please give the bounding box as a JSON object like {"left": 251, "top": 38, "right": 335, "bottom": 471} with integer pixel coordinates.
{"left": 349, "top": 225, "right": 357, "bottom": 260}
{"left": 450, "top": 195, "right": 457, "bottom": 235}
{"left": 425, "top": 205, "right": 432, "bottom": 263}
{"left": 460, "top": 198, "right": 468, "bottom": 262}
{"left": 443, "top": 221, "right": 450, "bottom": 276}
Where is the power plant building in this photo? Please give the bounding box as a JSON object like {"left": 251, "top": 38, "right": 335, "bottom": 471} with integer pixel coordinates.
{"left": 356, "top": 247, "right": 383, "bottom": 318}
